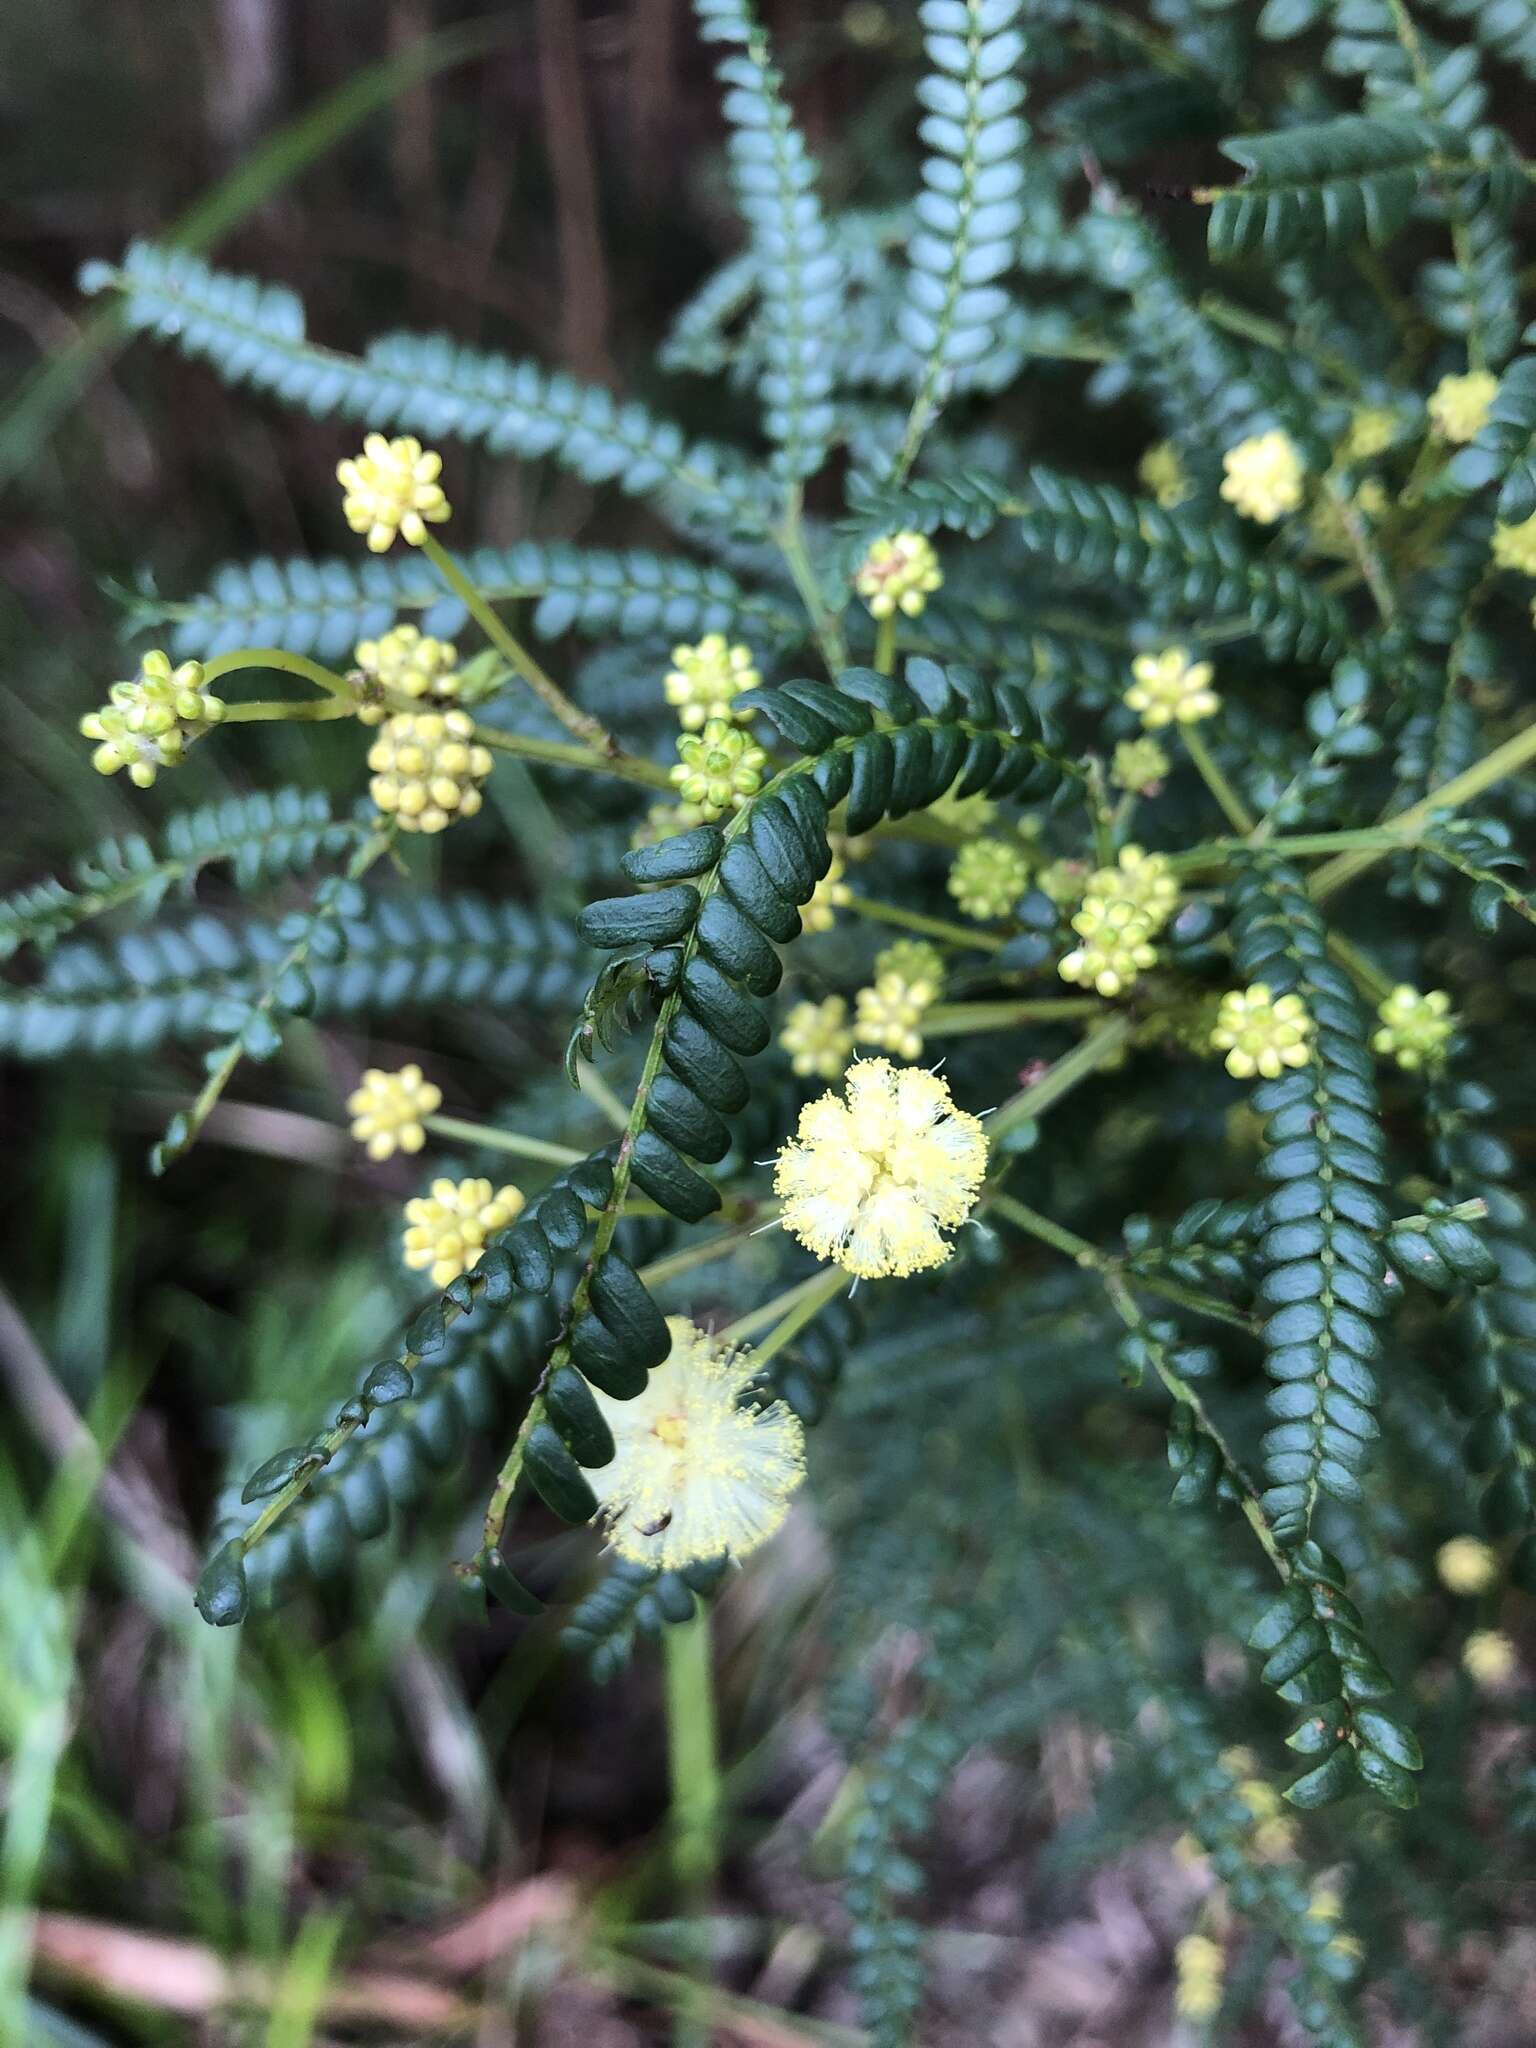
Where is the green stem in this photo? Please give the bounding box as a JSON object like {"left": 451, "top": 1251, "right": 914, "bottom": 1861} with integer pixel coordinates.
{"left": 873, "top": 613, "right": 897, "bottom": 677}
{"left": 663, "top": 1611, "right": 722, "bottom": 2048}
{"left": 422, "top": 1115, "right": 587, "bottom": 1168}
{"left": 841, "top": 891, "right": 1005, "bottom": 953}
{"left": 220, "top": 697, "right": 356, "bottom": 724}
{"left": 722, "top": 1267, "right": 848, "bottom": 1350}
{"left": 638, "top": 1217, "right": 775, "bottom": 1291}
{"left": 924, "top": 998, "right": 1101, "bottom": 1036}
{"left": 471, "top": 721, "right": 673, "bottom": 791}
{"left": 1183, "top": 724, "right": 1255, "bottom": 834}
{"left": 1168, "top": 828, "right": 1423, "bottom": 875}
{"left": 989, "top": 1014, "right": 1134, "bottom": 1141}
{"left": 1326, "top": 932, "right": 1396, "bottom": 1006}
{"left": 200, "top": 647, "right": 355, "bottom": 700}
{"left": 775, "top": 494, "right": 848, "bottom": 675}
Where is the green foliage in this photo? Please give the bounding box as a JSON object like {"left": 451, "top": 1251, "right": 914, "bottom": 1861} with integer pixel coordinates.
{"left": 1205, "top": 115, "right": 1443, "bottom": 262}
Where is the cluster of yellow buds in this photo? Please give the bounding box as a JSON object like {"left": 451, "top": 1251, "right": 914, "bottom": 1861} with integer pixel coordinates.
{"left": 1102, "top": 845, "right": 1178, "bottom": 925}
{"left": 338, "top": 434, "right": 450, "bottom": 552}
{"left": 1227, "top": 1765, "right": 1298, "bottom": 1864}
{"left": 1110, "top": 736, "right": 1170, "bottom": 795}
{"left": 1138, "top": 440, "right": 1190, "bottom": 508}
{"left": 854, "top": 530, "right": 943, "bottom": 618}
{"left": 1428, "top": 370, "right": 1498, "bottom": 444}
{"left": 402, "top": 1176, "right": 524, "bottom": 1289}
{"left": 347, "top": 1064, "right": 442, "bottom": 1160}
{"left": 1463, "top": 1628, "right": 1518, "bottom": 1687}
{"left": 1220, "top": 429, "right": 1305, "bottom": 524}
{"left": 1342, "top": 404, "right": 1399, "bottom": 461}
{"left": 671, "top": 718, "right": 768, "bottom": 823}
{"left": 1437, "top": 1535, "right": 1498, "bottom": 1595}
{"left": 367, "top": 708, "right": 494, "bottom": 834}
{"left": 1209, "top": 983, "right": 1314, "bottom": 1079}
{"left": 81, "top": 652, "right": 225, "bottom": 788}
{"left": 1173, "top": 1933, "right": 1224, "bottom": 2022}
{"left": 1124, "top": 646, "right": 1219, "bottom": 729}
{"left": 948, "top": 836, "right": 1031, "bottom": 921}
{"left": 802, "top": 852, "right": 852, "bottom": 934}
{"left": 663, "top": 635, "right": 760, "bottom": 728}
{"left": 779, "top": 995, "right": 856, "bottom": 1080}
{"left": 353, "top": 624, "right": 461, "bottom": 723}
{"left": 1304, "top": 1885, "right": 1363, "bottom": 1969}
{"left": 855, "top": 945, "right": 943, "bottom": 1062}
{"left": 1372, "top": 984, "right": 1456, "bottom": 1071}
{"left": 1058, "top": 847, "right": 1179, "bottom": 999}
{"left": 1036, "top": 857, "right": 1088, "bottom": 910}
{"left": 1492, "top": 512, "right": 1536, "bottom": 575}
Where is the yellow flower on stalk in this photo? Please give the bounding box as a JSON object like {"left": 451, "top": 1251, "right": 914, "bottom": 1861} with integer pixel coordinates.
{"left": 585, "top": 1317, "right": 805, "bottom": 1569}
{"left": 1463, "top": 1628, "right": 1517, "bottom": 1687}
{"left": 1174, "top": 1933, "right": 1224, "bottom": 2022}
{"left": 1124, "top": 647, "right": 1219, "bottom": 729}
{"left": 874, "top": 939, "right": 945, "bottom": 992}
{"left": 1058, "top": 896, "right": 1158, "bottom": 998}
{"left": 1220, "top": 429, "right": 1305, "bottom": 524}
{"left": 948, "top": 837, "right": 1031, "bottom": 921}
{"left": 367, "top": 708, "right": 494, "bottom": 834}
{"left": 338, "top": 434, "right": 450, "bottom": 552}
{"left": 1437, "top": 1535, "right": 1497, "bottom": 1596}
{"left": 854, "top": 530, "right": 942, "bottom": 619}
{"left": 1492, "top": 513, "right": 1536, "bottom": 576}
{"left": 855, "top": 970, "right": 938, "bottom": 1062}
{"left": 663, "top": 636, "right": 760, "bottom": 729}
{"left": 1372, "top": 985, "right": 1455, "bottom": 1071}
{"left": 1089, "top": 846, "right": 1178, "bottom": 930}
{"left": 347, "top": 1064, "right": 442, "bottom": 1160}
{"left": 1138, "top": 440, "right": 1190, "bottom": 508}
{"left": 671, "top": 718, "right": 767, "bottom": 823}
{"left": 353, "top": 625, "right": 460, "bottom": 723}
{"left": 774, "top": 1058, "right": 987, "bottom": 1280}
{"left": 402, "top": 1176, "right": 524, "bottom": 1289}
{"left": 1343, "top": 405, "right": 1398, "bottom": 461}
{"left": 802, "top": 853, "right": 852, "bottom": 934}
{"left": 1111, "top": 736, "right": 1170, "bottom": 795}
{"left": 1428, "top": 370, "right": 1498, "bottom": 445}
{"left": 1210, "top": 983, "right": 1314, "bottom": 1080}
{"left": 780, "top": 996, "right": 856, "bottom": 1080}
{"left": 80, "top": 651, "right": 225, "bottom": 788}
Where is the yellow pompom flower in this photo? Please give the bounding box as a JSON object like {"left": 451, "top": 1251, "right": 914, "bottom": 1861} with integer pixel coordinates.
{"left": 353, "top": 625, "right": 460, "bottom": 723}
{"left": 802, "top": 853, "right": 851, "bottom": 934}
{"left": 671, "top": 718, "right": 767, "bottom": 823}
{"left": 1111, "top": 736, "right": 1170, "bottom": 794}
{"left": 854, "top": 530, "right": 943, "bottom": 619}
{"left": 1438, "top": 1535, "right": 1498, "bottom": 1595}
{"left": 1343, "top": 405, "right": 1399, "bottom": 461}
{"left": 1058, "top": 895, "right": 1158, "bottom": 998}
{"left": 1090, "top": 845, "right": 1178, "bottom": 930}
{"left": 347, "top": 1064, "right": 442, "bottom": 1160}
{"left": 585, "top": 1317, "right": 805, "bottom": 1569}
{"left": 80, "top": 651, "right": 225, "bottom": 788}
{"left": 1037, "top": 858, "right": 1089, "bottom": 910}
{"left": 663, "top": 635, "right": 760, "bottom": 729}
{"left": 1463, "top": 1628, "right": 1518, "bottom": 1687}
{"left": 855, "top": 970, "right": 938, "bottom": 1062}
{"left": 1428, "top": 370, "right": 1498, "bottom": 445}
{"left": 1174, "top": 1933, "right": 1225, "bottom": 2022}
{"left": 1491, "top": 513, "right": 1536, "bottom": 576}
{"left": 367, "top": 708, "right": 494, "bottom": 834}
{"left": 948, "top": 837, "right": 1031, "bottom": 920}
{"left": 402, "top": 1176, "right": 524, "bottom": 1289}
{"left": 1210, "top": 983, "right": 1314, "bottom": 1080}
{"left": 1138, "top": 440, "right": 1190, "bottom": 508}
{"left": 774, "top": 1058, "right": 987, "bottom": 1280}
{"left": 1372, "top": 985, "right": 1455, "bottom": 1071}
{"left": 874, "top": 939, "right": 945, "bottom": 992}
{"left": 337, "top": 434, "right": 450, "bottom": 552}
{"left": 780, "top": 996, "right": 856, "bottom": 1080}
{"left": 1124, "top": 647, "right": 1219, "bottom": 729}
{"left": 1220, "top": 429, "right": 1305, "bottom": 524}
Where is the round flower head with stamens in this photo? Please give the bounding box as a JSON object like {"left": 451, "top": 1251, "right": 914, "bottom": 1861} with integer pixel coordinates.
{"left": 367, "top": 708, "right": 494, "bottom": 834}
{"left": 353, "top": 625, "right": 460, "bottom": 723}
{"left": 855, "top": 970, "right": 938, "bottom": 1063}
{"left": 801, "top": 853, "right": 851, "bottom": 934}
{"left": 1220, "top": 429, "right": 1305, "bottom": 524}
{"left": 1110, "top": 736, "right": 1170, "bottom": 795}
{"left": 585, "top": 1318, "right": 805, "bottom": 1570}
{"left": 1210, "top": 983, "right": 1314, "bottom": 1079}
{"left": 874, "top": 939, "right": 945, "bottom": 994}
{"left": 1437, "top": 1535, "right": 1497, "bottom": 1596}
{"left": 1463, "top": 1628, "right": 1517, "bottom": 1687}
{"left": 1057, "top": 896, "right": 1158, "bottom": 998}
{"left": 337, "top": 433, "right": 450, "bottom": 552}
{"left": 774, "top": 1058, "right": 987, "bottom": 1280}
{"left": 780, "top": 996, "right": 856, "bottom": 1081}
{"left": 854, "top": 530, "right": 943, "bottom": 619}
{"left": 1343, "top": 404, "right": 1399, "bottom": 461}
{"left": 663, "top": 635, "right": 760, "bottom": 729}
{"left": 1428, "top": 370, "right": 1498, "bottom": 445}
{"left": 1373, "top": 984, "right": 1455, "bottom": 1071}
{"left": 402, "top": 1176, "right": 524, "bottom": 1290}
{"left": 1124, "top": 647, "right": 1219, "bottom": 729}
{"left": 347, "top": 1064, "right": 442, "bottom": 1161}
{"left": 80, "top": 651, "right": 225, "bottom": 788}
{"left": 1174, "top": 1935, "right": 1224, "bottom": 2022}
{"left": 1088, "top": 845, "right": 1179, "bottom": 931}
{"left": 1491, "top": 513, "right": 1536, "bottom": 576}
{"left": 948, "top": 837, "right": 1031, "bottom": 921}
{"left": 671, "top": 718, "right": 768, "bottom": 823}
{"left": 1138, "top": 440, "right": 1190, "bottom": 509}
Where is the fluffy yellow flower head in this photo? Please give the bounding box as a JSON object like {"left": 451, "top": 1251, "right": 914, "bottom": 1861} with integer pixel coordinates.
{"left": 948, "top": 837, "right": 1031, "bottom": 921}
{"left": 1438, "top": 1535, "right": 1498, "bottom": 1596}
{"left": 367, "top": 708, "right": 494, "bottom": 834}
{"left": 1492, "top": 513, "right": 1536, "bottom": 576}
{"left": 1210, "top": 983, "right": 1314, "bottom": 1080}
{"left": 1428, "top": 370, "right": 1498, "bottom": 445}
{"left": 856, "top": 970, "right": 938, "bottom": 1063}
{"left": 1058, "top": 896, "right": 1158, "bottom": 998}
{"left": 338, "top": 434, "right": 450, "bottom": 552}
{"left": 1111, "top": 736, "right": 1170, "bottom": 795}
{"left": 854, "top": 530, "right": 943, "bottom": 619}
{"left": 586, "top": 1317, "right": 805, "bottom": 1569}
{"left": 347, "top": 1063, "right": 442, "bottom": 1160}
{"left": 1174, "top": 1934, "right": 1224, "bottom": 2022}
{"left": 353, "top": 625, "right": 460, "bottom": 723}
{"left": 802, "top": 852, "right": 851, "bottom": 935}
{"left": 1138, "top": 440, "right": 1190, "bottom": 508}
{"left": 1373, "top": 985, "right": 1455, "bottom": 1071}
{"left": 780, "top": 996, "right": 856, "bottom": 1080}
{"left": 1124, "top": 647, "right": 1219, "bottom": 729}
{"left": 1343, "top": 405, "right": 1399, "bottom": 461}
{"left": 1463, "top": 1628, "right": 1517, "bottom": 1687}
{"left": 774, "top": 1059, "right": 987, "bottom": 1280}
{"left": 663, "top": 635, "right": 760, "bottom": 729}
{"left": 402, "top": 1176, "right": 524, "bottom": 1289}
{"left": 80, "top": 651, "right": 225, "bottom": 788}
{"left": 671, "top": 718, "right": 767, "bottom": 823}
{"left": 1220, "top": 429, "right": 1305, "bottom": 524}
